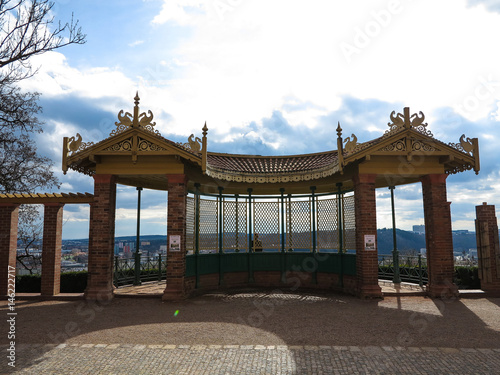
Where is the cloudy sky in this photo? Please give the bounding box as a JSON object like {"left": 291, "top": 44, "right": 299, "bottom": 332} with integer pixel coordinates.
{"left": 16, "top": 0, "right": 500, "bottom": 239}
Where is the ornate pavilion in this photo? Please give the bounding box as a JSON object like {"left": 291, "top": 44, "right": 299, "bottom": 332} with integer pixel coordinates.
{"left": 0, "top": 94, "right": 481, "bottom": 299}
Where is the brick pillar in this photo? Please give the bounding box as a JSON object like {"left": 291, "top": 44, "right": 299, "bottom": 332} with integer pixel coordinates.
{"left": 85, "top": 174, "right": 116, "bottom": 300}
{"left": 421, "top": 174, "right": 458, "bottom": 298}
{"left": 475, "top": 203, "right": 500, "bottom": 296}
{"left": 353, "top": 174, "right": 382, "bottom": 298}
{"left": 163, "top": 174, "right": 188, "bottom": 300}
{"left": 41, "top": 203, "right": 64, "bottom": 296}
{"left": 0, "top": 204, "right": 19, "bottom": 296}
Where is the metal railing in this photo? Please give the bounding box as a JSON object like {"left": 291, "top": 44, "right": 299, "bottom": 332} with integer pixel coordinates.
{"left": 114, "top": 254, "right": 166, "bottom": 287}
{"left": 378, "top": 254, "right": 428, "bottom": 286}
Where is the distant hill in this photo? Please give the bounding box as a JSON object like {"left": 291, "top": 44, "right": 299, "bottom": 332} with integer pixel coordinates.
{"left": 377, "top": 229, "right": 478, "bottom": 255}
{"left": 377, "top": 228, "right": 426, "bottom": 255}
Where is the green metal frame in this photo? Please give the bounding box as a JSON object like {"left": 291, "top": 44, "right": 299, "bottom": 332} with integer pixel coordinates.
{"left": 378, "top": 254, "right": 427, "bottom": 285}
{"left": 114, "top": 254, "right": 167, "bottom": 287}
{"left": 183, "top": 188, "right": 357, "bottom": 289}
{"left": 186, "top": 252, "right": 356, "bottom": 279}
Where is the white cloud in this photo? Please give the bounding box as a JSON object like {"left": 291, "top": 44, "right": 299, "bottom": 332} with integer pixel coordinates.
{"left": 135, "top": 0, "right": 500, "bottom": 140}
{"left": 63, "top": 205, "right": 90, "bottom": 223}
{"left": 151, "top": 0, "right": 209, "bottom": 25}
{"left": 18, "top": 52, "right": 137, "bottom": 110}
{"left": 129, "top": 40, "right": 145, "bottom": 47}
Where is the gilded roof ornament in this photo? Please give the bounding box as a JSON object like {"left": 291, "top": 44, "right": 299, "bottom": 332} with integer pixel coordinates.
{"left": 343, "top": 134, "right": 358, "bottom": 153}
{"left": 111, "top": 92, "right": 160, "bottom": 136}
{"left": 183, "top": 134, "right": 202, "bottom": 153}
{"left": 449, "top": 134, "right": 474, "bottom": 155}
{"left": 386, "top": 107, "right": 433, "bottom": 137}
{"left": 68, "top": 133, "right": 82, "bottom": 153}
{"left": 67, "top": 133, "right": 94, "bottom": 155}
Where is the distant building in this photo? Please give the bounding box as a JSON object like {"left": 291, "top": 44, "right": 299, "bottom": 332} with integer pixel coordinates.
{"left": 420, "top": 248, "right": 426, "bottom": 257}
{"left": 413, "top": 225, "right": 425, "bottom": 234}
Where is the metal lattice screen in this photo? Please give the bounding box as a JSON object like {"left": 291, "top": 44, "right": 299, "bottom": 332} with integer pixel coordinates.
{"left": 317, "top": 197, "right": 339, "bottom": 251}
{"left": 343, "top": 194, "right": 356, "bottom": 251}
{"left": 223, "top": 198, "right": 248, "bottom": 252}
{"left": 186, "top": 196, "right": 195, "bottom": 254}
{"left": 187, "top": 192, "right": 356, "bottom": 254}
{"left": 199, "top": 198, "right": 218, "bottom": 253}
{"left": 253, "top": 200, "right": 281, "bottom": 251}
{"left": 286, "top": 198, "right": 312, "bottom": 251}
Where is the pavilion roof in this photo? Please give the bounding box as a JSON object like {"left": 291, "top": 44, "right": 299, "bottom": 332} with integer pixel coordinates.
{"left": 207, "top": 151, "right": 338, "bottom": 174}
{"left": 60, "top": 98, "right": 480, "bottom": 194}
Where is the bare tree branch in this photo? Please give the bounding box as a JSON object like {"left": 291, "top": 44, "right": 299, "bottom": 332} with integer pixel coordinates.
{"left": 0, "top": 0, "right": 86, "bottom": 84}
{"left": 0, "top": 1, "right": 86, "bottom": 270}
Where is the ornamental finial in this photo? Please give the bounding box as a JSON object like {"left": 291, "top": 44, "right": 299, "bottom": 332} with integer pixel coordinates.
{"left": 111, "top": 93, "right": 159, "bottom": 136}
{"left": 202, "top": 121, "right": 208, "bottom": 136}
{"left": 133, "top": 92, "right": 140, "bottom": 127}
{"left": 336, "top": 122, "right": 342, "bottom": 138}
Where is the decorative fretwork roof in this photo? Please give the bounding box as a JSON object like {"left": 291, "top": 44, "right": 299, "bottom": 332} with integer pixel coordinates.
{"left": 207, "top": 152, "right": 338, "bottom": 173}
{"left": 205, "top": 151, "right": 339, "bottom": 184}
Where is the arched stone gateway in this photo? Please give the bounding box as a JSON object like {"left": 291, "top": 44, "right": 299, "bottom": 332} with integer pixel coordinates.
{"left": 1, "top": 95, "right": 480, "bottom": 300}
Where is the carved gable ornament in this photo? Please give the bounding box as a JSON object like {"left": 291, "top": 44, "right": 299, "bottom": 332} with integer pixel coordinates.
{"left": 336, "top": 107, "right": 480, "bottom": 175}
{"left": 62, "top": 93, "right": 210, "bottom": 175}
{"left": 386, "top": 107, "right": 433, "bottom": 137}
{"left": 111, "top": 92, "right": 159, "bottom": 136}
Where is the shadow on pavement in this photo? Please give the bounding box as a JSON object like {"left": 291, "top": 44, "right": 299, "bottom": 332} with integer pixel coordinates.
{"left": 1, "top": 288, "right": 499, "bottom": 373}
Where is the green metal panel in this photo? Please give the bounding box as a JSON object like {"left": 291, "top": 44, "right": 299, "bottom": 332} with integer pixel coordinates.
{"left": 223, "top": 253, "right": 249, "bottom": 272}
{"left": 316, "top": 253, "right": 341, "bottom": 273}
{"left": 252, "top": 253, "right": 282, "bottom": 271}
{"left": 342, "top": 254, "right": 356, "bottom": 275}
{"left": 186, "top": 252, "right": 356, "bottom": 279}
{"left": 198, "top": 254, "right": 220, "bottom": 275}
{"left": 186, "top": 255, "right": 196, "bottom": 277}
{"left": 285, "top": 253, "right": 313, "bottom": 272}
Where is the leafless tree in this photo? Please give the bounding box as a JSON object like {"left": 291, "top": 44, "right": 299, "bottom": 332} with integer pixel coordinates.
{"left": 16, "top": 205, "right": 43, "bottom": 274}
{"left": 0, "top": 0, "right": 86, "bottom": 85}
{"left": 0, "top": 0, "right": 86, "bottom": 271}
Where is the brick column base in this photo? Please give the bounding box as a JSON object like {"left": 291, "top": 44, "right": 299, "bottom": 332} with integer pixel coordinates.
{"left": 0, "top": 204, "right": 19, "bottom": 296}
{"left": 163, "top": 174, "right": 188, "bottom": 301}
{"left": 41, "top": 204, "right": 64, "bottom": 296}
{"left": 421, "top": 174, "right": 458, "bottom": 298}
{"left": 353, "top": 174, "right": 382, "bottom": 299}
{"left": 476, "top": 202, "right": 500, "bottom": 296}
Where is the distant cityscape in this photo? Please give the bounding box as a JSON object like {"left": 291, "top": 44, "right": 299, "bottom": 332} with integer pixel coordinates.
{"left": 15, "top": 226, "right": 480, "bottom": 275}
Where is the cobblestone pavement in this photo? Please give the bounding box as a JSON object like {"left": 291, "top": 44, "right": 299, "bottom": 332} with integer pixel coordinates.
{"left": 3, "top": 343, "right": 500, "bottom": 374}
{"left": 2, "top": 290, "right": 500, "bottom": 374}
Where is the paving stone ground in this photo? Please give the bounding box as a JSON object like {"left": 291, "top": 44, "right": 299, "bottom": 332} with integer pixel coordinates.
{"left": 1, "top": 289, "right": 500, "bottom": 374}
{"left": 3, "top": 344, "right": 500, "bottom": 374}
